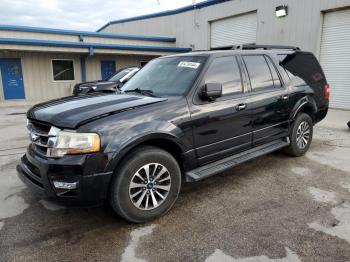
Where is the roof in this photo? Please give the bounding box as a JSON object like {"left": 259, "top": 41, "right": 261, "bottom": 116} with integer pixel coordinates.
{"left": 0, "top": 37, "right": 191, "bottom": 53}
{"left": 97, "top": 0, "right": 231, "bottom": 32}
{"left": 0, "top": 24, "right": 176, "bottom": 43}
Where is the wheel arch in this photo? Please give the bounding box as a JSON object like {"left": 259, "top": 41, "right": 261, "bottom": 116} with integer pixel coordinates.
{"left": 290, "top": 97, "right": 317, "bottom": 123}
{"left": 107, "top": 133, "right": 186, "bottom": 176}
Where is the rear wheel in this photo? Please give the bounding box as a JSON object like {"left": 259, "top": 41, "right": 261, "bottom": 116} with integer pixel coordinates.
{"left": 109, "top": 146, "right": 181, "bottom": 223}
{"left": 285, "top": 113, "right": 313, "bottom": 156}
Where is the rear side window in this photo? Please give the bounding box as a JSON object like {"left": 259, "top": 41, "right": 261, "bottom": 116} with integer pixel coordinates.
{"left": 243, "top": 55, "right": 274, "bottom": 92}
{"left": 278, "top": 53, "right": 326, "bottom": 88}
{"left": 203, "top": 56, "right": 242, "bottom": 96}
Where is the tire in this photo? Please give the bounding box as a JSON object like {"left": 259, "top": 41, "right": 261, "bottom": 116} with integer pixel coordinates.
{"left": 109, "top": 146, "right": 182, "bottom": 223}
{"left": 285, "top": 113, "right": 313, "bottom": 157}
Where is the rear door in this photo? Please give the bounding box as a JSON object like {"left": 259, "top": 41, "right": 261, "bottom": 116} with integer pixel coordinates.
{"left": 241, "top": 54, "right": 290, "bottom": 146}
{"left": 190, "top": 55, "right": 252, "bottom": 165}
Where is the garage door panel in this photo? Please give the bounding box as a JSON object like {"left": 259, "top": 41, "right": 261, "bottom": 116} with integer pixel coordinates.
{"left": 320, "top": 9, "right": 350, "bottom": 109}
{"left": 211, "top": 12, "right": 257, "bottom": 48}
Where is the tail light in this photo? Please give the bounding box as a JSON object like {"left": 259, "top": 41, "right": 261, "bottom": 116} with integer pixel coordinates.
{"left": 324, "top": 83, "right": 330, "bottom": 100}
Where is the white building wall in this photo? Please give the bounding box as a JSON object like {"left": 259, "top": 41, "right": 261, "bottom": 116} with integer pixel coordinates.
{"left": 101, "top": 0, "right": 350, "bottom": 54}
{"left": 85, "top": 54, "right": 154, "bottom": 81}
{"left": 0, "top": 25, "right": 184, "bottom": 102}
{"left": 0, "top": 51, "right": 82, "bottom": 101}
{"left": 0, "top": 51, "right": 156, "bottom": 101}
{"left": 0, "top": 30, "right": 176, "bottom": 47}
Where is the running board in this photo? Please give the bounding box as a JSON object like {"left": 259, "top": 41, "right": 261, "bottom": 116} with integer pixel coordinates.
{"left": 186, "top": 138, "right": 290, "bottom": 182}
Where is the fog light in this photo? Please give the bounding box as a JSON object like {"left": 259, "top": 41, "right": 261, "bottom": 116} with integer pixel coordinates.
{"left": 53, "top": 181, "right": 78, "bottom": 190}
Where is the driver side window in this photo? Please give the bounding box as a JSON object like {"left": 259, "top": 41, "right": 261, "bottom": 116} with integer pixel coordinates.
{"left": 203, "top": 56, "right": 243, "bottom": 97}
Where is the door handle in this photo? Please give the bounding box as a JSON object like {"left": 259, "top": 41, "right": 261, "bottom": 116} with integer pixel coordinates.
{"left": 281, "top": 95, "right": 289, "bottom": 101}
{"left": 236, "top": 103, "right": 247, "bottom": 111}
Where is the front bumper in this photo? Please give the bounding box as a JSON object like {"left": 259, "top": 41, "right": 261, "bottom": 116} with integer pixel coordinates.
{"left": 17, "top": 146, "right": 113, "bottom": 206}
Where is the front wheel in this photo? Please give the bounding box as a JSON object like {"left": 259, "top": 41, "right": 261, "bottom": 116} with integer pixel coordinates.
{"left": 109, "top": 146, "right": 181, "bottom": 223}
{"left": 285, "top": 113, "right": 313, "bottom": 157}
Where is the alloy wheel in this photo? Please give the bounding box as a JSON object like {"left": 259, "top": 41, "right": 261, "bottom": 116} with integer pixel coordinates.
{"left": 129, "top": 163, "right": 171, "bottom": 210}
{"left": 296, "top": 121, "right": 311, "bottom": 149}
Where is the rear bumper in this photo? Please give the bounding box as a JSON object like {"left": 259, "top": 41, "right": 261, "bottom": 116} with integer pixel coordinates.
{"left": 17, "top": 146, "right": 113, "bottom": 206}
{"left": 315, "top": 105, "right": 328, "bottom": 124}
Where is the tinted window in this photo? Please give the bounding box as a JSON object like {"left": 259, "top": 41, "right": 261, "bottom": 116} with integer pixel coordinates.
{"left": 278, "top": 55, "right": 292, "bottom": 79}
{"left": 52, "top": 60, "right": 74, "bottom": 81}
{"left": 121, "top": 56, "right": 206, "bottom": 96}
{"left": 243, "top": 55, "right": 274, "bottom": 91}
{"left": 204, "top": 56, "right": 242, "bottom": 96}
{"left": 278, "top": 53, "right": 326, "bottom": 88}
{"left": 265, "top": 56, "right": 282, "bottom": 87}
{"left": 108, "top": 67, "right": 138, "bottom": 81}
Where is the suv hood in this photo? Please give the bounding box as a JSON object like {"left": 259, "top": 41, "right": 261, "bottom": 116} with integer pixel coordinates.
{"left": 27, "top": 93, "right": 166, "bottom": 129}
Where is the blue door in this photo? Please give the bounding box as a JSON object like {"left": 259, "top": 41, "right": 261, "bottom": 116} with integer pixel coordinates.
{"left": 101, "top": 60, "right": 116, "bottom": 80}
{"left": 0, "top": 58, "right": 25, "bottom": 100}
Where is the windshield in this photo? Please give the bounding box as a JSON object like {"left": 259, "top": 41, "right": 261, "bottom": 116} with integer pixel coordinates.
{"left": 121, "top": 56, "right": 206, "bottom": 96}
{"left": 108, "top": 67, "right": 138, "bottom": 81}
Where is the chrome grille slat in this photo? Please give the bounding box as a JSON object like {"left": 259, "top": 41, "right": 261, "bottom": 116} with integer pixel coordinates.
{"left": 33, "top": 140, "right": 48, "bottom": 148}
{"left": 27, "top": 120, "right": 58, "bottom": 157}
{"left": 30, "top": 129, "right": 49, "bottom": 137}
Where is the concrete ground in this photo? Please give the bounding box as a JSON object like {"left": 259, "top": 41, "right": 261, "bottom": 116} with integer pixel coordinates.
{"left": 0, "top": 104, "right": 349, "bottom": 262}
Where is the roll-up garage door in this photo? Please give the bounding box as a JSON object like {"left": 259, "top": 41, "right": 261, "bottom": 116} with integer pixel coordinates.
{"left": 210, "top": 12, "right": 257, "bottom": 49}
{"left": 320, "top": 9, "right": 350, "bottom": 109}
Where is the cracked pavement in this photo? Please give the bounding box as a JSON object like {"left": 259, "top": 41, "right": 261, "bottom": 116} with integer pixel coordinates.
{"left": 0, "top": 105, "right": 349, "bottom": 262}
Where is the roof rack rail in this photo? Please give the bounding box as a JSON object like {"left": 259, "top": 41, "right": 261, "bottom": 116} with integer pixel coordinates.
{"left": 210, "top": 45, "right": 235, "bottom": 50}
{"left": 233, "top": 44, "right": 300, "bottom": 51}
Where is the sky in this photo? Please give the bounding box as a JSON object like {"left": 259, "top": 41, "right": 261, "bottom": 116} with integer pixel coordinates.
{"left": 0, "top": 0, "right": 205, "bottom": 32}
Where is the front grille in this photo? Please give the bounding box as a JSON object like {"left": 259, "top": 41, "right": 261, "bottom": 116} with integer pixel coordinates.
{"left": 27, "top": 120, "right": 58, "bottom": 157}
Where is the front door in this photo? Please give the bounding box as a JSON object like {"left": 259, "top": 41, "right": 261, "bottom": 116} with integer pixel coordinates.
{"left": 101, "top": 60, "right": 116, "bottom": 80}
{"left": 190, "top": 56, "right": 252, "bottom": 166}
{"left": 0, "top": 58, "right": 25, "bottom": 100}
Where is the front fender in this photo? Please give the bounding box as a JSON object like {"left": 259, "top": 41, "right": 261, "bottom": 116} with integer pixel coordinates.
{"left": 103, "top": 120, "right": 188, "bottom": 171}
{"left": 290, "top": 96, "right": 317, "bottom": 120}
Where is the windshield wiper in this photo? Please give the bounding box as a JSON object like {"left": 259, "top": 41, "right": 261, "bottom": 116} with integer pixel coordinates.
{"left": 123, "top": 88, "right": 159, "bottom": 97}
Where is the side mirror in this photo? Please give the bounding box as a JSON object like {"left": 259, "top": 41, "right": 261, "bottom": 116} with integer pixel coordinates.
{"left": 201, "top": 82, "right": 222, "bottom": 101}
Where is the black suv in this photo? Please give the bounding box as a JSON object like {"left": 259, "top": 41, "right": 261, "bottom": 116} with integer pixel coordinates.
{"left": 18, "top": 45, "right": 329, "bottom": 223}
{"left": 72, "top": 66, "right": 140, "bottom": 95}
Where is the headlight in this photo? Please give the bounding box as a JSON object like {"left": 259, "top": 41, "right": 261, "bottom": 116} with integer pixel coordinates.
{"left": 48, "top": 131, "right": 100, "bottom": 158}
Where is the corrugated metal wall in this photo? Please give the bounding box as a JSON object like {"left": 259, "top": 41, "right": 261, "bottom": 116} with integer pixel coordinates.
{"left": 0, "top": 52, "right": 81, "bottom": 101}
{"left": 210, "top": 11, "right": 258, "bottom": 48}
{"left": 102, "top": 0, "right": 350, "bottom": 54}
{"left": 0, "top": 51, "right": 155, "bottom": 101}
{"left": 85, "top": 54, "right": 154, "bottom": 81}
{"left": 0, "top": 31, "right": 175, "bottom": 47}
{"left": 320, "top": 9, "right": 350, "bottom": 109}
